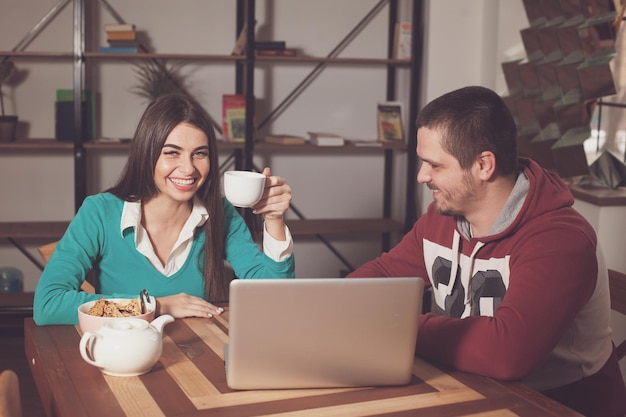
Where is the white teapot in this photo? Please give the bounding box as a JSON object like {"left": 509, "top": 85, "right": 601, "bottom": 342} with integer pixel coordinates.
{"left": 79, "top": 314, "right": 175, "bottom": 376}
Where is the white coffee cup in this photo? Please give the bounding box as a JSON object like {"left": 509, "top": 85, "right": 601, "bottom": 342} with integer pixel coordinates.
{"left": 223, "top": 170, "right": 266, "bottom": 208}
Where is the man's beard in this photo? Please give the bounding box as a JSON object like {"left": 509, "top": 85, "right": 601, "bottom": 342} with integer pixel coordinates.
{"left": 430, "top": 172, "right": 477, "bottom": 217}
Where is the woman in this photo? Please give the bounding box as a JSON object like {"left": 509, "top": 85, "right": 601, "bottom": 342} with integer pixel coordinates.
{"left": 34, "top": 94, "right": 294, "bottom": 325}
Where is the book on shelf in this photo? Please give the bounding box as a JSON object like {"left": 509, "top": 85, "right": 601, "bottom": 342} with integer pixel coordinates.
{"left": 255, "top": 41, "right": 286, "bottom": 50}
{"left": 106, "top": 30, "right": 137, "bottom": 41}
{"left": 222, "top": 94, "right": 246, "bottom": 142}
{"left": 377, "top": 101, "right": 405, "bottom": 143}
{"left": 104, "top": 23, "right": 135, "bottom": 32}
{"left": 98, "top": 46, "right": 139, "bottom": 54}
{"left": 307, "top": 132, "right": 345, "bottom": 146}
{"left": 256, "top": 48, "right": 297, "bottom": 57}
{"left": 393, "top": 22, "right": 412, "bottom": 60}
{"left": 107, "top": 39, "right": 140, "bottom": 48}
{"left": 263, "top": 134, "right": 306, "bottom": 145}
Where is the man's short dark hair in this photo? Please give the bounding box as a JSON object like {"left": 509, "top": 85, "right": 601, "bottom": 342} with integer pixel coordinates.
{"left": 416, "top": 86, "right": 518, "bottom": 176}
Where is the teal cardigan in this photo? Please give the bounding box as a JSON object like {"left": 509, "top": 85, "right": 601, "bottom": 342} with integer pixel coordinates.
{"left": 34, "top": 192, "right": 294, "bottom": 325}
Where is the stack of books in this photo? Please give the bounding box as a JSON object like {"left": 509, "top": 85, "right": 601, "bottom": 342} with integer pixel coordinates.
{"left": 255, "top": 41, "right": 297, "bottom": 57}
{"left": 99, "top": 23, "right": 139, "bottom": 53}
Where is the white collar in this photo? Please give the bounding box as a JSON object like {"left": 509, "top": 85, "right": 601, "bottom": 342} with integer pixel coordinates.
{"left": 120, "top": 198, "right": 209, "bottom": 236}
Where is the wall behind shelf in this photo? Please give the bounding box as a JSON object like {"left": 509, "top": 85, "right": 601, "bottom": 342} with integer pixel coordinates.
{"left": 1, "top": 0, "right": 529, "bottom": 290}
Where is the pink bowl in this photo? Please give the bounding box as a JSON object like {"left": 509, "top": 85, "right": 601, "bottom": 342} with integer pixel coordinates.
{"left": 77, "top": 297, "right": 156, "bottom": 334}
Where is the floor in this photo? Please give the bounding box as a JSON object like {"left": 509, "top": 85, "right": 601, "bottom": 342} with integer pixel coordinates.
{"left": 1, "top": 328, "right": 47, "bottom": 417}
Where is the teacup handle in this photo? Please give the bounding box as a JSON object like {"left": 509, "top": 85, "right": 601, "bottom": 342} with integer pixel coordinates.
{"left": 79, "top": 332, "right": 102, "bottom": 368}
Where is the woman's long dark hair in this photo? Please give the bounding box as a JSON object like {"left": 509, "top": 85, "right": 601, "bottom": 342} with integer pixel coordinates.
{"left": 108, "top": 94, "right": 227, "bottom": 301}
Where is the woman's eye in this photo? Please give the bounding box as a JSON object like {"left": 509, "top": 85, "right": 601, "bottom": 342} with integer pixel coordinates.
{"left": 193, "top": 151, "right": 209, "bottom": 158}
{"left": 163, "top": 150, "right": 179, "bottom": 156}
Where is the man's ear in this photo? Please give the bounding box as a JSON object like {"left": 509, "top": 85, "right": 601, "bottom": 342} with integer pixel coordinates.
{"left": 476, "top": 151, "right": 496, "bottom": 181}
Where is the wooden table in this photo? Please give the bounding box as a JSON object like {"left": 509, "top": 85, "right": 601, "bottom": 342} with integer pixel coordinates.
{"left": 24, "top": 311, "right": 582, "bottom": 417}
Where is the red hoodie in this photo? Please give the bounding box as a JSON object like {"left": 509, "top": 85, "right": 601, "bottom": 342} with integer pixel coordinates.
{"left": 348, "top": 158, "right": 626, "bottom": 417}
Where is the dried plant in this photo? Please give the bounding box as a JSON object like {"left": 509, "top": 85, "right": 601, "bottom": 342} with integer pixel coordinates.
{"left": 131, "top": 60, "right": 188, "bottom": 101}
{"left": 131, "top": 59, "right": 222, "bottom": 134}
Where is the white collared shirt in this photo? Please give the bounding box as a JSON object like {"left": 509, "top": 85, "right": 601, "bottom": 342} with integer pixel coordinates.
{"left": 120, "top": 200, "right": 293, "bottom": 276}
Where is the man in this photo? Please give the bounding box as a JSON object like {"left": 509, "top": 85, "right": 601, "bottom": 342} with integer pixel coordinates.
{"left": 348, "top": 86, "right": 626, "bottom": 417}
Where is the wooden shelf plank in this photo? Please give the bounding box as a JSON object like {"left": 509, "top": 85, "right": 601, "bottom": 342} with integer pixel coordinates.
{"left": 0, "top": 139, "right": 244, "bottom": 152}
{"left": 0, "top": 139, "right": 74, "bottom": 151}
{"left": 254, "top": 56, "right": 412, "bottom": 65}
{"left": 0, "top": 51, "right": 73, "bottom": 59}
{"left": 83, "top": 140, "right": 244, "bottom": 151}
{"left": 0, "top": 222, "right": 69, "bottom": 240}
{"left": 0, "top": 139, "right": 403, "bottom": 153}
{"left": 82, "top": 52, "right": 410, "bottom": 66}
{"left": 254, "top": 141, "right": 407, "bottom": 153}
{"left": 0, "top": 51, "right": 411, "bottom": 66}
{"left": 285, "top": 218, "right": 404, "bottom": 236}
{"left": 83, "top": 52, "right": 244, "bottom": 61}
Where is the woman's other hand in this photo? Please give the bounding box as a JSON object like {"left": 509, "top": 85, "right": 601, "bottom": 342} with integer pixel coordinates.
{"left": 156, "top": 293, "right": 224, "bottom": 318}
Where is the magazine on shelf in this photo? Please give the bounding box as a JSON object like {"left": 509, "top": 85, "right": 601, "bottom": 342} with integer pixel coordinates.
{"left": 377, "top": 101, "right": 405, "bottom": 143}
{"left": 222, "top": 94, "right": 246, "bottom": 142}
{"left": 393, "top": 22, "right": 412, "bottom": 60}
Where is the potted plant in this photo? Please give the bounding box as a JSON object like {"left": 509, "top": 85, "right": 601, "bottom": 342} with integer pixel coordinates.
{"left": 132, "top": 59, "right": 189, "bottom": 102}
{"left": 0, "top": 59, "right": 18, "bottom": 141}
{"left": 132, "top": 59, "right": 221, "bottom": 134}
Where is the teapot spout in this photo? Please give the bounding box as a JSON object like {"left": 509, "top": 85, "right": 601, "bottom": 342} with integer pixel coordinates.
{"left": 150, "top": 314, "right": 175, "bottom": 333}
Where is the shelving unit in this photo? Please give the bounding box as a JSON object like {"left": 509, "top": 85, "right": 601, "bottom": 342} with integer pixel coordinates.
{"left": 0, "top": 0, "right": 423, "bottom": 274}
{"left": 232, "top": 0, "right": 421, "bottom": 262}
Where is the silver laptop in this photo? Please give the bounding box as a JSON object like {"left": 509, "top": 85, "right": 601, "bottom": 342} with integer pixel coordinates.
{"left": 225, "top": 277, "right": 424, "bottom": 390}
